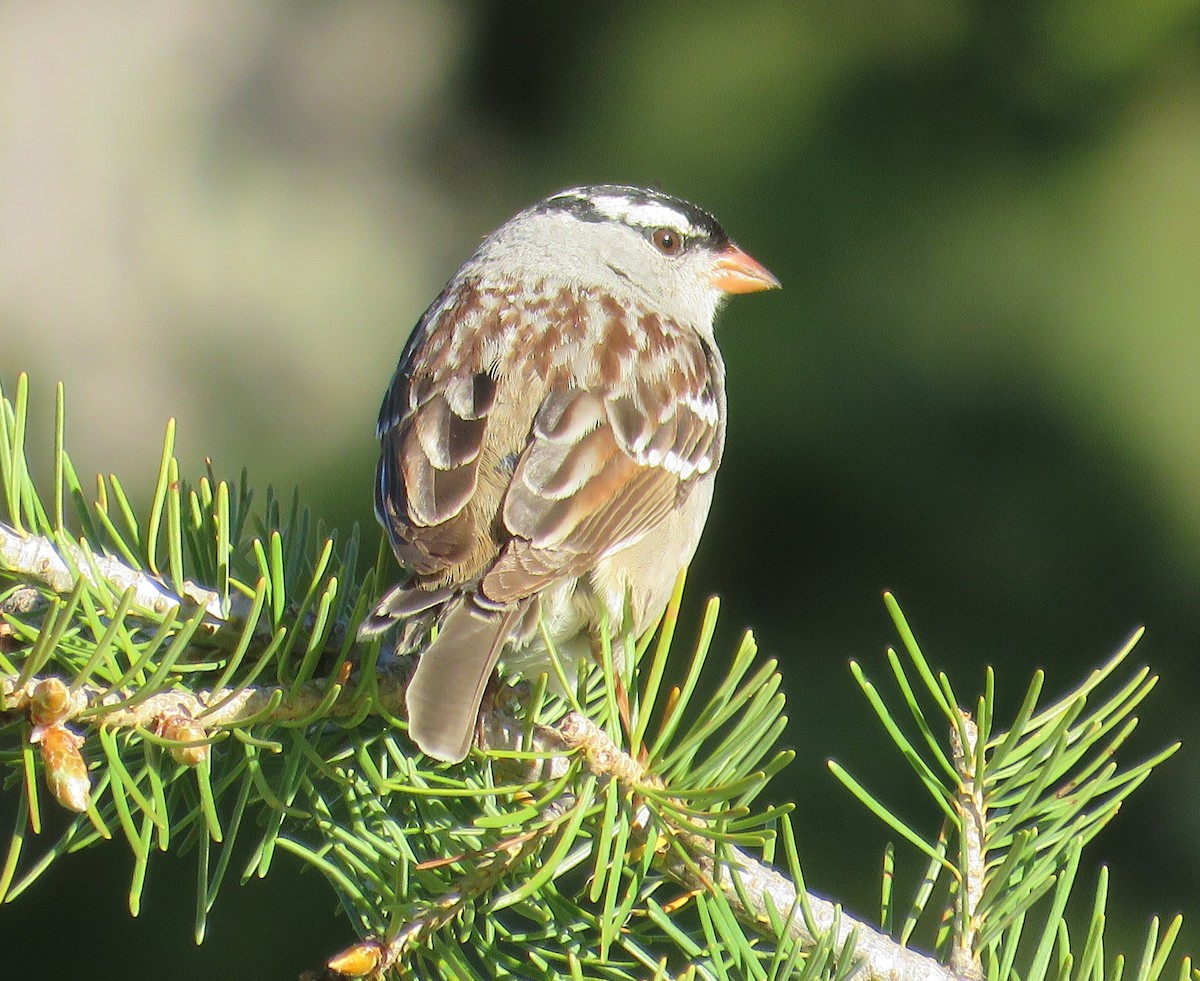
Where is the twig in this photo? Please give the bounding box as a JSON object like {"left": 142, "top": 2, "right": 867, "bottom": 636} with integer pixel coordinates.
{"left": 950, "top": 714, "right": 985, "bottom": 979}
{"left": 0, "top": 521, "right": 224, "bottom": 619}
{"left": 491, "top": 712, "right": 969, "bottom": 981}
{"left": 1, "top": 666, "right": 410, "bottom": 730}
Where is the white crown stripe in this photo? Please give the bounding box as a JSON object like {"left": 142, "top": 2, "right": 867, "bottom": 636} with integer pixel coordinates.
{"left": 587, "top": 196, "right": 699, "bottom": 235}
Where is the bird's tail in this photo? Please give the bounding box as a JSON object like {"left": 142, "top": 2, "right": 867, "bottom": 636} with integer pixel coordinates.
{"left": 404, "top": 594, "right": 521, "bottom": 762}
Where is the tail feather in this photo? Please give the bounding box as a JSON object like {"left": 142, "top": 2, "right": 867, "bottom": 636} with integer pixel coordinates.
{"left": 405, "top": 595, "right": 521, "bottom": 762}
{"left": 357, "top": 582, "right": 454, "bottom": 640}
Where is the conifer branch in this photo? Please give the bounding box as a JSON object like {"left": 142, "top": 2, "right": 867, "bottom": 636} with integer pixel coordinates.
{"left": 950, "top": 713, "right": 984, "bottom": 979}
{"left": 2, "top": 516, "right": 961, "bottom": 980}
{"left": 0, "top": 513, "right": 1173, "bottom": 981}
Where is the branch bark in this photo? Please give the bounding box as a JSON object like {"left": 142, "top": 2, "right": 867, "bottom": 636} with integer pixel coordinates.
{"left": 0, "top": 521, "right": 224, "bottom": 619}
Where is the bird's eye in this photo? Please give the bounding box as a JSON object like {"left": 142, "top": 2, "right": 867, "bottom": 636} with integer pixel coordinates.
{"left": 651, "top": 227, "right": 684, "bottom": 256}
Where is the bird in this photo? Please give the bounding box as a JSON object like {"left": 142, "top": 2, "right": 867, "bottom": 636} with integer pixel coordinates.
{"left": 361, "top": 184, "right": 779, "bottom": 762}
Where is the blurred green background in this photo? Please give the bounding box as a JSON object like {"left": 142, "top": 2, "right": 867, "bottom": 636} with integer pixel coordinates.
{"left": 2, "top": 1, "right": 1199, "bottom": 977}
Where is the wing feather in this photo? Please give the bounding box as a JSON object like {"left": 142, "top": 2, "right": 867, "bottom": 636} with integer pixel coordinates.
{"left": 481, "top": 348, "right": 722, "bottom": 603}
{"left": 374, "top": 281, "right": 724, "bottom": 607}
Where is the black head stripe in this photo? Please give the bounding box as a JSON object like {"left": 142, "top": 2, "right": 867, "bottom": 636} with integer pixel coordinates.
{"left": 537, "top": 185, "right": 729, "bottom": 247}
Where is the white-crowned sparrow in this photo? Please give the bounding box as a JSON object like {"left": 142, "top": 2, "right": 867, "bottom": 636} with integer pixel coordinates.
{"left": 362, "top": 185, "right": 779, "bottom": 762}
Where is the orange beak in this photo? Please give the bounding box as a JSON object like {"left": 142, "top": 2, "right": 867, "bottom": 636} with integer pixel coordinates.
{"left": 710, "top": 244, "right": 781, "bottom": 294}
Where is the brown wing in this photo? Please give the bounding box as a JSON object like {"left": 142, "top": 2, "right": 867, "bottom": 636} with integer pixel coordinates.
{"left": 480, "top": 352, "right": 723, "bottom": 604}
{"left": 374, "top": 279, "right": 527, "bottom": 585}
{"left": 375, "top": 367, "right": 500, "bottom": 576}
{"left": 375, "top": 280, "right": 724, "bottom": 601}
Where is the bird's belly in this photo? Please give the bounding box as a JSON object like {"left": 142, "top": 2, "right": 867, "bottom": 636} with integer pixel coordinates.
{"left": 592, "top": 472, "right": 716, "bottom": 633}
